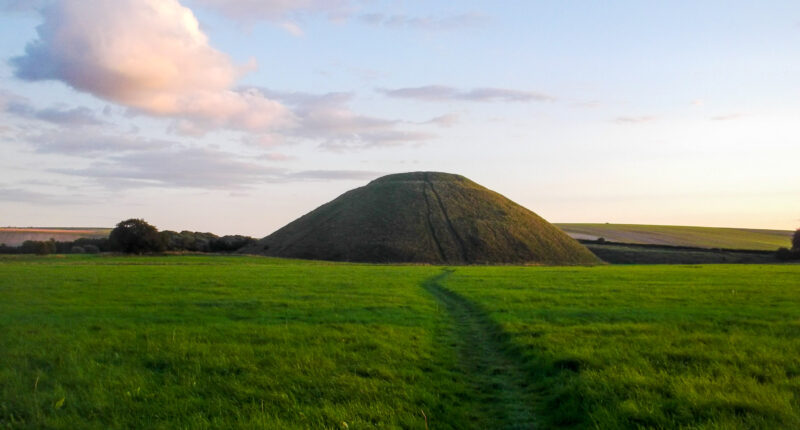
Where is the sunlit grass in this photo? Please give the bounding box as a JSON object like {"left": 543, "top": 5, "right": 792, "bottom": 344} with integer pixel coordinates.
{"left": 1, "top": 256, "right": 799, "bottom": 428}
{"left": 444, "top": 265, "right": 800, "bottom": 428}
{"left": 0, "top": 255, "right": 479, "bottom": 429}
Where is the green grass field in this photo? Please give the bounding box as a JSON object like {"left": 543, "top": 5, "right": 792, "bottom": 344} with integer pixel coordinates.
{"left": 1, "top": 255, "right": 799, "bottom": 428}
{"left": 556, "top": 223, "right": 793, "bottom": 251}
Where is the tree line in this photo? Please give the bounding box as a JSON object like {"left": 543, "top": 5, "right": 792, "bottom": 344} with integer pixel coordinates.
{"left": 0, "top": 219, "right": 255, "bottom": 255}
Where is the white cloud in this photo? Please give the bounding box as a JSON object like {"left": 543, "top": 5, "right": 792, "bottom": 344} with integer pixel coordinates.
{"left": 7, "top": 0, "right": 442, "bottom": 150}
{"left": 11, "top": 0, "right": 293, "bottom": 133}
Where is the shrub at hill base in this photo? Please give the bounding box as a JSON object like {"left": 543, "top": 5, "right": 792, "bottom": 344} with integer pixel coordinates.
{"left": 776, "top": 228, "right": 800, "bottom": 261}
{"left": 20, "top": 239, "right": 57, "bottom": 255}
{"left": 109, "top": 219, "right": 165, "bottom": 254}
{"left": 160, "top": 230, "right": 256, "bottom": 252}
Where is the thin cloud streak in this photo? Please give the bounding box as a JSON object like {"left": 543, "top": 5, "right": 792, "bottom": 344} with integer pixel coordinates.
{"left": 711, "top": 113, "right": 745, "bottom": 121}
{"left": 188, "top": 0, "right": 350, "bottom": 22}
{"left": 613, "top": 116, "right": 657, "bottom": 124}
{"left": 0, "top": 187, "right": 96, "bottom": 205}
{"left": 359, "top": 12, "right": 487, "bottom": 30}
{"left": 247, "top": 89, "right": 437, "bottom": 149}
{"left": 380, "top": 85, "right": 555, "bottom": 103}
{"left": 22, "top": 131, "right": 169, "bottom": 155}
{"left": 1, "top": 91, "right": 106, "bottom": 126}
{"left": 51, "top": 146, "right": 385, "bottom": 189}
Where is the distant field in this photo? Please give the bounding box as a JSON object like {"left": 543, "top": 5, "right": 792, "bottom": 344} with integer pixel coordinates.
{"left": 557, "top": 223, "right": 793, "bottom": 251}
{"left": 0, "top": 228, "right": 110, "bottom": 246}
{"left": 584, "top": 243, "right": 777, "bottom": 264}
{"left": 1, "top": 256, "right": 799, "bottom": 428}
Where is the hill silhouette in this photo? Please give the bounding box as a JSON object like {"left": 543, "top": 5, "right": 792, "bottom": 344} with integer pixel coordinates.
{"left": 241, "top": 172, "right": 600, "bottom": 265}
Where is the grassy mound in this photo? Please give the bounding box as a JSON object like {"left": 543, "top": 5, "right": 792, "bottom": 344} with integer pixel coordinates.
{"left": 242, "top": 172, "right": 599, "bottom": 264}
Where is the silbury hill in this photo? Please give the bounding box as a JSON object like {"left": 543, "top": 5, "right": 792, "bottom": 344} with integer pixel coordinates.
{"left": 241, "top": 172, "right": 600, "bottom": 265}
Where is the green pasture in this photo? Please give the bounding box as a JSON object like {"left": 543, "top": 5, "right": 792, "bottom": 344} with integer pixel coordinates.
{"left": 1, "top": 255, "right": 799, "bottom": 429}
{"left": 444, "top": 265, "right": 800, "bottom": 428}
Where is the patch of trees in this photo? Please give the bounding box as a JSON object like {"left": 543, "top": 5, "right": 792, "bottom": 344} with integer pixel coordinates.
{"left": 775, "top": 228, "right": 800, "bottom": 261}
{"left": 0, "top": 218, "right": 255, "bottom": 255}
{"left": 109, "top": 219, "right": 165, "bottom": 254}
{"left": 110, "top": 219, "right": 256, "bottom": 254}
{"left": 160, "top": 230, "right": 254, "bottom": 252}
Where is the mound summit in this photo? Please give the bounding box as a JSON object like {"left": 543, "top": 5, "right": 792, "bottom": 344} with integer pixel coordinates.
{"left": 242, "top": 172, "right": 599, "bottom": 265}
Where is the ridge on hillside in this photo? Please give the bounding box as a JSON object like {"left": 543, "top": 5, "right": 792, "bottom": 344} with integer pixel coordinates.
{"left": 241, "top": 172, "right": 600, "bottom": 265}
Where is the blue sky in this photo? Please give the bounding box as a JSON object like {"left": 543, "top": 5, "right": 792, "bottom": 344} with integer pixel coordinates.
{"left": 1, "top": 0, "right": 798, "bottom": 235}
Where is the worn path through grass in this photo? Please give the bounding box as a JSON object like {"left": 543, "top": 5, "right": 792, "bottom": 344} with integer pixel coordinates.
{"left": 423, "top": 270, "right": 537, "bottom": 429}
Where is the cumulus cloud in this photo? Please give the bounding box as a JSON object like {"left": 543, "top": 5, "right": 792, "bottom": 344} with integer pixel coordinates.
{"left": 359, "top": 12, "right": 487, "bottom": 30}
{"left": 52, "top": 147, "right": 381, "bottom": 189}
{"left": 380, "top": 85, "right": 555, "bottom": 103}
{"left": 11, "top": 0, "right": 293, "bottom": 133}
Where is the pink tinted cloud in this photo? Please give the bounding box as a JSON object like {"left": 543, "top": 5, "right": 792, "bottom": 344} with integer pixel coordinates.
{"left": 12, "top": 0, "right": 293, "bottom": 132}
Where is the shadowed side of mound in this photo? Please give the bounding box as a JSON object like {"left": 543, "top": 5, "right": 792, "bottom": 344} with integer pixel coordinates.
{"left": 240, "top": 172, "right": 600, "bottom": 265}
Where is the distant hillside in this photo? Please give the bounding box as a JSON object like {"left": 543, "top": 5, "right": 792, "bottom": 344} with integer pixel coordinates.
{"left": 0, "top": 228, "right": 110, "bottom": 247}
{"left": 242, "top": 172, "right": 600, "bottom": 265}
{"left": 556, "top": 223, "right": 793, "bottom": 251}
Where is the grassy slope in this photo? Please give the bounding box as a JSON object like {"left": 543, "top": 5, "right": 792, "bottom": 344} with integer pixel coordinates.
{"left": 556, "top": 223, "right": 793, "bottom": 251}
{"left": 0, "top": 228, "right": 110, "bottom": 247}
{"left": 2, "top": 256, "right": 799, "bottom": 428}
{"left": 250, "top": 172, "right": 599, "bottom": 265}
{"left": 443, "top": 265, "right": 800, "bottom": 429}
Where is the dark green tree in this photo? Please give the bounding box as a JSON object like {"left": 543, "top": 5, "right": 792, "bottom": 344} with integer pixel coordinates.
{"left": 793, "top": 228, "right": 800, "bottom": 252}
{"left": 109, "top": 219, "right": 165, "bottom": 254}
